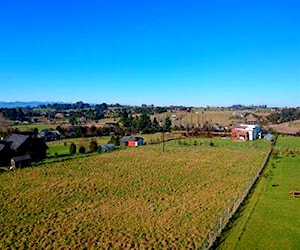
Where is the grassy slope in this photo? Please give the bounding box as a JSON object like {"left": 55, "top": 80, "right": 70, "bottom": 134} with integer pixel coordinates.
{"left": 0, "top": 138, "right": 270, "bottom": 249}
{"left": 218, "top": 136, "right": 300, "bottom": 249}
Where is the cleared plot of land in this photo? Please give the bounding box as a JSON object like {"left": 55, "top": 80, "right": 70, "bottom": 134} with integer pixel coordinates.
{"left": 267, "top": 121, "right": 300, "bottom": 135}
{"left": 217, "top": 136, "right": 300, "bottom": 249}
{"left": 0, "top": 139, "right": 270, "bottom": 249}
{"left": 47, "top": 137, "right": 111, "bottom": 157}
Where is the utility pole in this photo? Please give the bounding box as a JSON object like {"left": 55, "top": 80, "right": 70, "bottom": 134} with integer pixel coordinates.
{"left": 162, "top": 113, "right": 165, "bottom": 152}
{"left": 185, "top": 110, "right": 188, "bottom": 135}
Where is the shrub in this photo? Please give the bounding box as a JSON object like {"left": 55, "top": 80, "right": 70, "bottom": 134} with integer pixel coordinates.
{"left": 89, "top": 139, "right": 98, "bottom": 152}
{"left": 209, "top": 141, "right": 214, "bottom": 147}
{"left": 69, "top": 143, "right": 76, "bottom": 155}
{"left": 79, "top": 146, "right": 86, "bottom": 154}
{"left": 108, "top": 135, "right": 120, "bottom": 146}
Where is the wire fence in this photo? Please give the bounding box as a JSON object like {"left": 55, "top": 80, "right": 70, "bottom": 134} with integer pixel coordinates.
{"left": 199, "top": 137, "right": 277, "bottom": 249}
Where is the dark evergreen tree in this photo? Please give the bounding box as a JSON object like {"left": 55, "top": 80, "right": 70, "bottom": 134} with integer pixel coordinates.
{"left": 164, "top": 117, "right": 172, "bottom": 132}
{"left": 79, "top": 146, "right": 86, "bottom": 154}
{"left": 69, "top": 143, "right": 76, "bottom": 155}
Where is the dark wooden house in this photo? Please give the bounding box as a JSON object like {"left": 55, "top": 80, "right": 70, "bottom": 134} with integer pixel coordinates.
{"left": 0, "top": 142, "right": 13, "bottom": 167}
{"left": 6, "top": 133, "right": 48, "bottom": 162}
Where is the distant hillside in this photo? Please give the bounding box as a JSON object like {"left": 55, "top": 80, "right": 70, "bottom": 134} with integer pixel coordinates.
{"left": 0, "top": 112, "right": 13, "bottom": 127}
{"left": 0, "top": 101, "right": 50, "bottom": 108}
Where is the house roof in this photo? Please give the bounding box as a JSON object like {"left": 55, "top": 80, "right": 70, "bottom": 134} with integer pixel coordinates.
{"left": 101, "top": 143, "right": 115, "bottom": 150}
{"left": 128, "top": 137, "right": 144, "bottom": 141}
{"left": 120, "top": 137, "right": 131, "bottom": 142}
{"left": 12, "top": 155, "right": 31, "bottom": 162}
{"left": 7, "top": 134, "right": 30, "bottom": 151}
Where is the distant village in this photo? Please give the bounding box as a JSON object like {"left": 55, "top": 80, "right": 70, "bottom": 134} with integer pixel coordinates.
{"left": 0, "top": 102, "right": 299, "bottom": 169}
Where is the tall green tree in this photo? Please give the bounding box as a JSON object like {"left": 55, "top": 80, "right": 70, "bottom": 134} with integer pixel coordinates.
{"left": 164, "top": 117, "right": 172, "bottom": 132}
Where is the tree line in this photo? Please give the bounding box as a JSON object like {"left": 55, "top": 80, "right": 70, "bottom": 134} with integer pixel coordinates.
{"left": 267, "top": 108, "right": 300, "bottom": 123}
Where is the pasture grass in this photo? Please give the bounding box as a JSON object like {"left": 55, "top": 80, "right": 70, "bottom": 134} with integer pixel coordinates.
{"left": 217, "top": 135, "right": 300, "bottom": 249}
{"left": 0, "top": 138, "right": 270, "bottom": 249}
{"left": 11, "top": 123, "right": 58, "bottom": 132}
{"left": 46, "top": 133, "right": 177, "bottom": 157}
{"left": 47, "top": 137, "right": 111, "bottom": 157}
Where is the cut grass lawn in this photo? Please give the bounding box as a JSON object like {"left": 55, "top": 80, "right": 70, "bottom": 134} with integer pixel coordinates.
{"left": 217, "top": 135, "right": 300, "bottom": 249}
{"left": 0, "top": 138, "right": 270, "bottom": 249}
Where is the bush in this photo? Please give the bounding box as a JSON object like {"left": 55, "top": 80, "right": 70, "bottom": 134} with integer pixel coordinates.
{"left": 79, "top": 146, "right": 86, "bottom": 154}
{"left": 209, "top": 141, "right": 214, "bottom": 147}
{"left": 109, "top": 135, "right": 120, "bottom": 146}
{"left": 89, "top": 139, "right": 98, "bottom": 152}
{"left": 69, "top": 143, "right": 76, "bottom": 155}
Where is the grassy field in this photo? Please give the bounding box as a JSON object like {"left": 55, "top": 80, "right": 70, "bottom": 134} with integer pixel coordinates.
{"left": 47, "top": 137, "right": 112, "bottom": 157}
{"left": 10, "top": 123, "right": 59, "bottom": 132}
{"left": 217, "top": 135, "right": 300, "bottom": 249}
{"left": 46, "top": 133, "right": 176, "bottom": 157}
{"left": 0, "top": 138, "right": 270, "bottom": 249}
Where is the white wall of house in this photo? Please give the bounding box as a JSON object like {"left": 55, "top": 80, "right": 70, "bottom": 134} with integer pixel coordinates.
{"left": 239, "top": 124, "right": 261, "bottom": 141}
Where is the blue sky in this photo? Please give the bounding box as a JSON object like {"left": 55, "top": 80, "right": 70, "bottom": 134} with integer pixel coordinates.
{"left": 0, "top": 0, "right": 299, "bottom": 107}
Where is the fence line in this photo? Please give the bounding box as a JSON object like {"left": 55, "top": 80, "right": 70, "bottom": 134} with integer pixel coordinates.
{"left": 199, "top": 138, "right": 277, "bottom": 249}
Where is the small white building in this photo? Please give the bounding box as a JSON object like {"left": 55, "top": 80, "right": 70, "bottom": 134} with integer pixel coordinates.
{"left": 241, "top": 124, "right": 261, "bottom": 140}
{"left": 231, "top": 124, "right": 261, "bottom": 141}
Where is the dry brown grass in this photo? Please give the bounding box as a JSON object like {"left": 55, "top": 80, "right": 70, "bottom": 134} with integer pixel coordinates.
{"left": 153, "top": 110, "right": 240, "bottom": 127}
{"left": 0, "top": 139, "right": 270, "bottom": 249}
{"left": 266, "top": 120, "right": 300, "bottom": 135}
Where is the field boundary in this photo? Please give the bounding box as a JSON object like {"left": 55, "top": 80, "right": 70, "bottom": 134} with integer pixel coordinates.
{"left": 199, "top": 138, "right": 277, "bottom": 249}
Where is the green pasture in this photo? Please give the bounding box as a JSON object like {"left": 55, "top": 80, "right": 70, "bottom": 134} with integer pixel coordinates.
{"left": 11, "top": 123, "right": 58, "bottom": 132}
{"left": 275, "top": 135, "right": 300, "bottom": 148}
{"left": 46, "top": 134, "right": 166, "bottom": 157}
{"left": 217, "top": 135, "right": 300, "bottom": 249}
{"left": 46, "top": 135, "right": 270, "bottom": 158}
{"left": 47, "top": 137, "right": 111, "bottom": 157}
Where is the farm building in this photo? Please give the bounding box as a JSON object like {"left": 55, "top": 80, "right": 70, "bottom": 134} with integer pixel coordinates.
{"left": 128, "top": 137, "right": 144, "bottom": 147}
{"left": 10, "top": 155, "right": 31, "bottom": 169}
{"left": 105, "top": 122, "right": 118, "bottom": 128}
{"left": 231, "top": 124, "right": 261, "bottom": 141}
{"left": 6, "top": 133, "right": 48, "bottom": 162}
{"left": 120, "top": 137, "right": 130, "bottom": 146}
{"left": 40, "top": 130, "right": 61, "bottom": 141}
{"left": 99, "top": 143, "right": 115, "bottom": 152}
{"left": 0, "top": 142, "right": 13, "bottom": 167}
{"left": 120, "top": 137, "right": 144, "bottom": 147}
